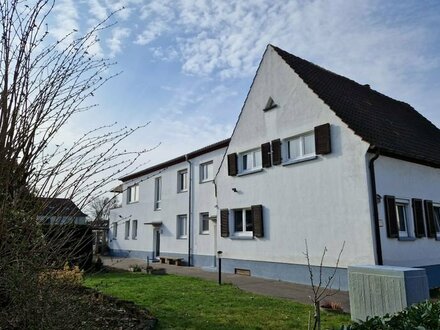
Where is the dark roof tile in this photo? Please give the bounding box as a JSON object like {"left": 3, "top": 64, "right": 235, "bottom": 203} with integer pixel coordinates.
{"left": 273, "top": 46, "right": 440, "bottom": 168}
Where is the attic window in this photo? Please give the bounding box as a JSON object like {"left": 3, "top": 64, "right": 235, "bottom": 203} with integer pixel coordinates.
{"left": 263, "top": 97, "right": 277, "bottom": 112}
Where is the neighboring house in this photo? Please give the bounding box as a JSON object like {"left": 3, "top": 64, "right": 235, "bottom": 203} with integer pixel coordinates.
{"left": 109, "top": 45, "right": 440, "bottom": 289}
{"left": 109, "top": 139, "right": 229, "bottom": 267}
{"left": 37, "top": 197, "right": 87, "bottom": 225}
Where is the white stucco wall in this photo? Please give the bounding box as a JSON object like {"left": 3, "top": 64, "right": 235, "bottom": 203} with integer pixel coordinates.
{"left": 216, "top": 46, "right": 376, "bottom": 268}
{"left": 375, "top": 155, "right": 440, "bottom": 267}
{"left": 109, "top": 147, "right": 226, "bottom": 264}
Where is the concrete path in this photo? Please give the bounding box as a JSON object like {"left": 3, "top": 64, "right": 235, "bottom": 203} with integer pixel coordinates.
{"left": 101, "top": 256, "right": 350, "bottom": 313}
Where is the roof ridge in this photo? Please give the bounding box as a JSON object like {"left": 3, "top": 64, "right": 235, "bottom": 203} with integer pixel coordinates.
{"left": 271, "top": 45, "right": 440, "bottom": 168}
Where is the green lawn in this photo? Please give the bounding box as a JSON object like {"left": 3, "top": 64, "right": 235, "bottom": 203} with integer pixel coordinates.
{"left": 85, "top": 272, "right": 350, "bottom": 329}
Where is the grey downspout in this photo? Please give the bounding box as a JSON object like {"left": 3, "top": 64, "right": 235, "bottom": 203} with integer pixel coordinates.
{"left": 369, "top": 149, "right": 383, "bottom": 265}
{"left": 186, "top": 156, "right": 192, "bottom": 266}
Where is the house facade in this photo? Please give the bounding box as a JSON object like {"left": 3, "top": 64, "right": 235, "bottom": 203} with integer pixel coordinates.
{"left": 109, "top": 140, "right": 229, "bottom": 268}
{"left": 37, "top": 197, "right": 87, "bottom": 225}
{"left": 109, "top": 45, "right": 440, "bottom": 289}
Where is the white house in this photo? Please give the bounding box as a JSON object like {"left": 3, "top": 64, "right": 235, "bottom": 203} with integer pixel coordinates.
{"left": 110, "top": 45, "right": 440, "bottom": 289}
{"left": 109, "top": 139, "right": 229, "bottom": 267}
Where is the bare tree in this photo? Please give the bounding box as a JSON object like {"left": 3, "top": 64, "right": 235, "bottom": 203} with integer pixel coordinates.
{"left": 88, "top": 196, "right": 119, "bottom": 222}
{"left": 0, "top": 1, "right": 150, "bottom": 328}
{"left": 304, "top": 240, "right": 345, "bottom": 330}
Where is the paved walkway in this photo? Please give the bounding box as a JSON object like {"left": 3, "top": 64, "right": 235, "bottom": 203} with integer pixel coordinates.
{"left": 101, "top": 256, "right": 350, "bottom": 313}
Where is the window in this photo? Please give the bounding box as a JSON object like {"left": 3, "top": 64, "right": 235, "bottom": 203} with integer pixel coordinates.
{"left": 285, "top": 132, "right": 315, "bottom": 162}
{"left": 434, "top": 204, "right": 440, "bottom": 236}
{"left": 200, "top": 161, "right": 213, "bottom": 182}
{"left": 177, "top": 169, "right": 188, "bottom": 192}
{"left": 233, "top": 209, "right": 253, "bottom": 236}
{"left": 132, "top": 220, "right": 138, "bottom": 239}
{"left": 200, "top": 212, "right": 209, "bottom": 234}
{"left": 239, "top": 149, "right": 261, "bottom": 173}
{"left": 154, "top": 177, "right": 162, "bottom": 210}
{"left": 112, "top": 222, "right": 118, "bottom": 239}
{"left": 124, "top": 220, "right": 130, "bottom": 240}
{"left": 127, "top": 184, "right": 139, "bottom": 203}
{"left": 177, "top": 214, "right": 187, "bottom": 239}
{"left": 396, "top": 202, "right": 409, "bottom": 237}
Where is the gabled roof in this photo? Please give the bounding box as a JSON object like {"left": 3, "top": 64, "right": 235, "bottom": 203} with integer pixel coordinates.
{"left": 38, "top": 198, "right": 87, "bottom": 218}
{"left": 120, "top": 138, "right": 230, "bottom": 182}
{"left": 272, "top": 45, "right": 440, "bottom": 168}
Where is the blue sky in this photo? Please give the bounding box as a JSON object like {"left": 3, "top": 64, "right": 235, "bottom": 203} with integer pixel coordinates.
{"left": 50, "top": 0, "right": 440, "bottom": 170}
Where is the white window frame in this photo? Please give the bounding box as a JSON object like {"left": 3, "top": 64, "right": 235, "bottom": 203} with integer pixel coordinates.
{"left": 132, "top": 220, "right": 138, "bottom": 240}
{"left": 177, "top": 169, "right": 188, "bottom": 192}
{"left": 233, "top": 208, "right": 253, "bottom": 237}
{"left": 238, "top": 148, "right": 262, "bottom": 174}
{"left": 395, "top": 199, "right": 410, "bottom": 238}
{"left": 112, "top": 222, "right": 118, "bottom": 239}
{"left": 177, "top": 214, "right": 188, "bottom": 239}
{"left": 154, "top": 177, "right": 162, "bottom": 210}
{"left": 284, "top": 131, "right": 316, "bottom": 164}
{"left": 200, "top": 212, "right": 209, "bottom": 234}
{"left": 127, "top": 184, "right": 139, "bottom": 204}
{"left": 200, "top": 161, "right": 213, "bottom": 183}
{"left": 124, "top": 220, "right": 130, "bottom": 240}
{"left": 433, "top": 203, "right": 440, "bottom": 238}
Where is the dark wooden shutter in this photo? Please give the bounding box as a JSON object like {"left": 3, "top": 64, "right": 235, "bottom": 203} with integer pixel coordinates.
{"left": 227, "top": 153, "right": 237, "bottom": 176}
{"left": 251, "top": 204, "right": 264, "bottom": 238}
{"left": 412, "top": 198, "right": 426, "bottom": 238}
{"left": 220, "top": 209, "right": 229, "bottom": 237}
{"left": 261, "top": 142, "right": 271, "bottom": 168}
{"left": 314, "top": 123, "right": 331, "bottom": 155}
{"left": 424, "top": 200, "right": 436, "bottom": 238}
{"left": 384, "top": 195, "right": 398, "bottom": 238}
{"left": 271, "top": 139, "right": 282, "bottom": 165}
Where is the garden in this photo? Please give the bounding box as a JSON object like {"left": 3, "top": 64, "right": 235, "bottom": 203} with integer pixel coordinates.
{"left": 85, "top": 270, "right": 350, "bottom": 329}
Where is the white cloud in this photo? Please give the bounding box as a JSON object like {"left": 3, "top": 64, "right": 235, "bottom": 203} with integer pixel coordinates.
{"left": 107, "top": 27, "right": 131, "bottom": 57}
{"left": 88, "top": 0, "right": 108, "bottom": 21}
{"left": 51, "top": 0, "right": 79, "bottom": 44}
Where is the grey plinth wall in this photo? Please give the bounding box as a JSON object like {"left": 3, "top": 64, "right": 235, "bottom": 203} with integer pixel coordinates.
{"left": 348, "top": 265, "right": 429, "bottom": 321}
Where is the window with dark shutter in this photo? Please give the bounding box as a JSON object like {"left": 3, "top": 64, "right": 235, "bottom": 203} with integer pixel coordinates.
{"left": 412, "top": 199, "right": 426, "bottom": 238}
{"left": 384, "top": 195, "right": 398, "bottom": 238}
{"left": 261, "top": 142, "right": 271, "bottom": 168}
{"left": 424, "top": 200, "right": 436, "bottom": 238}
{"left": 220, "top": 209, "right": 229, "bottom": 237}
{"left": 227, "top": 153, "right": 238, "bottom": 176}
{"left": 251, "top": 204, "right": 264, "bottom": 238}
{"left": 314, "top": 123, "right": 331, "bottom": 155}
{"left": 271, "top": 139, "right": 281, "bottom": 165}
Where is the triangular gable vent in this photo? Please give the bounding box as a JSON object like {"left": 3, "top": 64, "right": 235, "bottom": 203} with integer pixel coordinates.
{"left": 263, "top": 97, "right": 277, "bottom": 112}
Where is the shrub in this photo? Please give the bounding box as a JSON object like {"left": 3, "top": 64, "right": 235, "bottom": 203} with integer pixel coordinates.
{"left": 129, "top": 264, "right": 142, "bottom": 272}
{"left": 341, "top": 300, "right": 440, "bottom": 329}
{"left": 40, "top": 263, "right": 84, "bottom": 286}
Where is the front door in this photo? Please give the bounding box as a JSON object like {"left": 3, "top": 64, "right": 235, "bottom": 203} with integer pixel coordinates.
{"left": 153, "top": 228, "right": 160, "bottom": 259}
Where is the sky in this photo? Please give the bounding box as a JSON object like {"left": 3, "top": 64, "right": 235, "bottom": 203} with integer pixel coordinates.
{"left": 49, "top": 0, "right": 440, "bottom": 175}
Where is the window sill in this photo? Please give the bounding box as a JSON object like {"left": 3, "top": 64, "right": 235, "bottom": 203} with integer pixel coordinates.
{"left": 230, "top": 234, "right": 254, "bottom": 240}
{"left": 237, "top": 168, "right": 263, "bottom": 177}
{"left": 200, "top": 232, "right": 210, "bottom": 235}
{"left": 398, "top": 236, "right": 416, "bottom": 241}
{"left": 177, "top": 190, "right": 188, "bottom": 193}
{"left": 154, "top": 208, "right": 161, "bottom": 211}
{"left": 199, "top": 179, "right": 213, "bottom": 184}
{"left": 282, "top": 155, "right": 317, "bottom": 167}
{"left": 177, "top": 236, "right": 187, "bottom": 240}
{"left": 127, "top": 201, "right": 139, "bottom": 205}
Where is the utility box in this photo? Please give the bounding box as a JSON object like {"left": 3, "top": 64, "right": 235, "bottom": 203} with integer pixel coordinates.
{"left": 348, "top": 265, "right": 429, "bottom": 321}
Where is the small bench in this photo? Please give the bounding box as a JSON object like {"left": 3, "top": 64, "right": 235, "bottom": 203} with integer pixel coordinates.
{"left": 159, "top": 256, "right": 184, "bottom": 266}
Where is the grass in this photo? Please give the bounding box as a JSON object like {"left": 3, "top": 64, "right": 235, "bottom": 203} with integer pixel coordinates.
{"left": 85, "top": 272, "right": 350, "bottom": 329}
